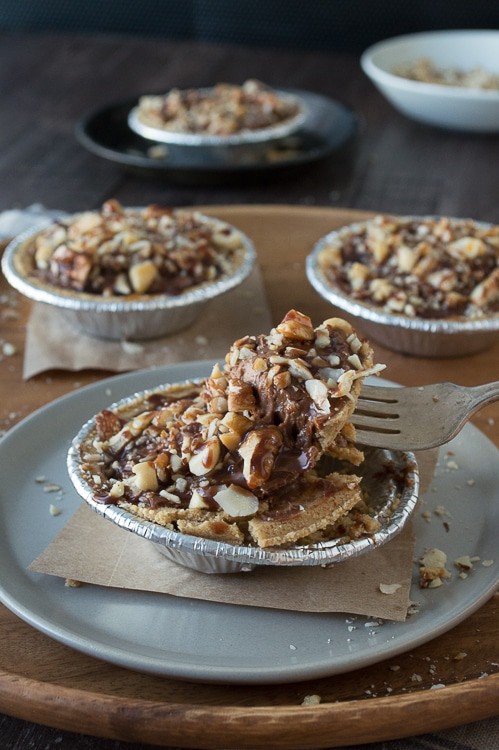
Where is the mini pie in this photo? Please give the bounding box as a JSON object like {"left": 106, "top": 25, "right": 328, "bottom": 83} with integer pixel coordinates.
{"left": 78, "top": 310, "right": 385, "bottom": 548}
{"left": 316, "top": 214, "right": 499, "bottom": 320}
{"left": 135, "top": 79, "right": 302, "bottom": 136}
{"left": 13, "top": 200, "right": 248, "bottom": 298}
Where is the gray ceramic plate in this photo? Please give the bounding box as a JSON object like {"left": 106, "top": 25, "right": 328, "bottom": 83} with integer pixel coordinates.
{"left": 0, "top": 362, "right": 497, "bottom": 684}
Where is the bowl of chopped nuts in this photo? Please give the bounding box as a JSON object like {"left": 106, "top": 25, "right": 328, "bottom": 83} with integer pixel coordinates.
{"left": 1, "top": 201, "right": 256, "bottom": 341}
{"left": 306, "top": 214, "right": 499, "bottom": 357}
{"left": 361, "top": 30, "right": 499, "bottom": 132}
{"left": 67, "top": 311, "right": 419, "bottom": 574}
{"left": 128, "top": 79, "right": 307, "bottom": 146}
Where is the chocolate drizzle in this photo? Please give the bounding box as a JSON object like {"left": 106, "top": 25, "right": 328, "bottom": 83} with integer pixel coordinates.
{"left": 83, "top": 310, "right": 376, "bottom": 521}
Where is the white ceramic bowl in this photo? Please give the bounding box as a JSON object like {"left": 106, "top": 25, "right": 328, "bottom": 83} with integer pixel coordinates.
{"left": 361, "top": 30, "right": 499, "bottom": 132}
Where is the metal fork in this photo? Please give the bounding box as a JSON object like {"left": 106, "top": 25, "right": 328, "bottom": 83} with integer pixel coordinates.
{"left": 351, "top": 381, "right": 499, "bottom": 451}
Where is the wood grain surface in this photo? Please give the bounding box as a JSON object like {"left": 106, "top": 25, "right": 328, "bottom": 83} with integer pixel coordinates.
{"left": 0, "top": 205, "right": 498, "bottom": 749}
{"left": 1, "top": 30, "right": 499, "bottom": 749}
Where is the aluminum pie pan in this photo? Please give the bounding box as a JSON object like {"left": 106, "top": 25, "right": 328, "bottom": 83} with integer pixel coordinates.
{"left": 67, "top": 378, "right": 420, "bottom": 574}
{"left": 1, "top": 212, "right": 256, "bottom": 341}
{"left": 127, "top": 88, "right": 307, "bottom": 146}
{"left": 306, "top": 218, "right": 499, "bottom": 357}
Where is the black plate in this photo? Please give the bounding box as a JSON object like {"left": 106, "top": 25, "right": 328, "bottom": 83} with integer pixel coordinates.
{"left": 75, "top": 89, "right": 358, "bottom": 184}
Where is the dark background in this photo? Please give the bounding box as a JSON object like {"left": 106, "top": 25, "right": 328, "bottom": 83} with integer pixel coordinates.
{"left": 1, "top": 0, "right": 499, "bottom": 51}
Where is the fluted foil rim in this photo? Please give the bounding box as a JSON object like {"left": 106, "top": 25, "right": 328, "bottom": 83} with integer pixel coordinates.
{"left": 67, "top": 379, "right": 420, "bottom": 572}
{"left": 306, "top": 217, "right": 499, "bottom": 334}
{"left": 1, "top": 213, "right": 256, "bottom": 313}
{"left": 127, "top": 88, "right": 307, "bottom": 146}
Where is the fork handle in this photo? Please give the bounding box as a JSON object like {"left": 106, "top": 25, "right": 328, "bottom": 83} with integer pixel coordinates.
{"left": 468, "top": 380, "right": 499, "bottom": 412}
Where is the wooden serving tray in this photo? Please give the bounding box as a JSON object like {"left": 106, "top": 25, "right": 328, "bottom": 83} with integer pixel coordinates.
{"left": 0, "top": 601, "right": 498, "bottom": 748}
{"left": 0, "top": 205, "right": 498, "bottom": 748}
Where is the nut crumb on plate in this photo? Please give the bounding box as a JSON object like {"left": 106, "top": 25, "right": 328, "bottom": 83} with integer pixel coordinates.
{"left": 419, "top": 547, "right": 451, "bottom": 588}
{"left": 64, "top": 578, "right": 82, "bottom": 588}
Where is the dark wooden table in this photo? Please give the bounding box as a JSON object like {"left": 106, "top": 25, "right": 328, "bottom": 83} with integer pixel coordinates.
{"left": 3, "top": 32, "right": 499, "bottom": 221}
{"left": 0, "top": 32, "right": 498, "bottom": 750}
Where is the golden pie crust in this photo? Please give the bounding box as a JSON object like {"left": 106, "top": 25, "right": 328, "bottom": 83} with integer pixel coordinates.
{"left": 78, "top": 310, "right": 386, "bottom": 548}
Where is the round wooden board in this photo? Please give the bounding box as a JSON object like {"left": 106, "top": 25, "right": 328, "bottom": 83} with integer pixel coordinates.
{"left": 1, "top": 205, "right": 498, "bottom": 748}
{"left": 0, "top": 600, "right": 498, "bottom": 748}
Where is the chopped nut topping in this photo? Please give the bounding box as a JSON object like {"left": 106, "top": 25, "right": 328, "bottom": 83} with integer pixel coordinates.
{"left": 188, "top": 437, "right": 221, "bottom": 476}
{"left": 213, "top": 484, "right": 259, "bottom": 517}
{"left": 131, "top": 461, "right": 158, "bottom": 491}
{"left": 77, "top": 311, "right": 384, "bottom": 548}
{"left": 24, "top": 201, "right": 247, "bottom": 297}
{"left": 317, "top": 215, "right": 499, "bottom": 320}
{"left": 135, "top": 79, "right": 302, "bottom": 136}
{"left": 393, "top": 58, "right": 499, "bottom": 90}
{"left": 276, "top": 309, "right": 315, "bottom": 340}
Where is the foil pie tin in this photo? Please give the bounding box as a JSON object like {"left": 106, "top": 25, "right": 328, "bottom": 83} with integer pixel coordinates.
{"left": 1, "top": 213, "right": 256, "bottom": 341}
{"left": 127, "top": 88, "right": 307, "bottom": 147}
{"left": 67, "top": 379, "right": 420, "bottom": 575}
{"left": 306, "top": 220, "right": 499, "bottom": 358}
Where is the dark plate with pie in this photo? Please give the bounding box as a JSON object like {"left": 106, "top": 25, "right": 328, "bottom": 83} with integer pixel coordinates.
{"left": 75, "top": 89, "right": 359, "bottom": 184}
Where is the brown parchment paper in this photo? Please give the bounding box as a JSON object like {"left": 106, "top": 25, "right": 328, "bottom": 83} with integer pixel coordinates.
{"left": 23, "top": 266, "right": 271, "bottom": 379}
{"left": 29, "top": 450, "right": 438, "bottom": 622}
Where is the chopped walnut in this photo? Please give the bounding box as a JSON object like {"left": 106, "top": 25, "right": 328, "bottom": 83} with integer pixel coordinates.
{"left": 393, "top": 58, "right": 499, "bottom": 90}
{"left": 317, "top": 215, "right": 499, "bottom": 320}
{"left": 301, "top": 694, "right": 322, "bottom": 706}
{"left": 77, "top": 311, "right": 385, "bottom": 549}
{"left": 379, "top": 583, "right": 402, "bottom": 595}
{"left": 419, "top": 547, "right": 451, "bottom": 588}
{"left": 135, "top": 79, "right": 302, "bottom": 136}
{"left": 25, "top": 201, "right": 247, "bottom": 297}
{"left": 64, "top": 578, "right": 83, "bottom": 588}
